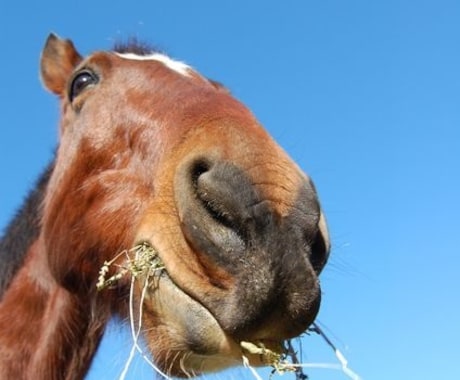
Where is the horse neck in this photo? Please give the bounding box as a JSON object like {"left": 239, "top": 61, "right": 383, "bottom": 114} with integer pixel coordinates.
{"left": 0, "top": 163, "right": 110, "bottom": 379}
{"left": 0, "top": 237, "right": 109, "bottom": 379}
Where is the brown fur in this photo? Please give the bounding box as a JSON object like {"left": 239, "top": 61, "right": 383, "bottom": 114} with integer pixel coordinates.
{"left": 0, "top": 34, "right": 330, "bottom": 378}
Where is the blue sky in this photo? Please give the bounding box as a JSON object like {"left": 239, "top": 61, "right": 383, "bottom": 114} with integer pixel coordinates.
{"left": 1, "top": 1, "right": 459, "bottom": 379}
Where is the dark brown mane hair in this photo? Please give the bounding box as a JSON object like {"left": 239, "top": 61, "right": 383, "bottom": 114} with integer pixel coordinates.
{"left": 0, "top": 161, "right": 54, "bottom": 298}
{"left": 112, "top": 38, "right": 163, "bottom": 55}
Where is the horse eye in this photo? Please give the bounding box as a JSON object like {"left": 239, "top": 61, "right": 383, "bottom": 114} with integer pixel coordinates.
{"left": 69, "top": 70, "right": 98, "bottom": 102}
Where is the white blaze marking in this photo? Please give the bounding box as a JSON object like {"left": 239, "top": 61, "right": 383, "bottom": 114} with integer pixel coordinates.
{"left": 115, "top": 52, "right": 192, "bottom": 76}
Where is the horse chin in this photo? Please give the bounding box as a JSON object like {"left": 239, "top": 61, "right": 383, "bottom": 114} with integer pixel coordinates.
{"left": 140, "top": 272, "right": 281, "bottom": 377}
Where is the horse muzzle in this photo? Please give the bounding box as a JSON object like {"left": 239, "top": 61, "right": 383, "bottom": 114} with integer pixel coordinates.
{"left": 174, "top": 156, "right": 328, "bottom": 341}
{"left": 136, "top": 154, "right": 329, "bottom": 376}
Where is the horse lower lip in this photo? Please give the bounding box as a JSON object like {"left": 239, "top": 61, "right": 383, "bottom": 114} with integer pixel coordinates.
{"left": 143, "top": 273, "right": 291, "bottom": 374}
{"left": 145, "top": 269, "right": 232, "bottom": 344}
{"left": 147, "top": 273, "right": 285, "bottom": 348}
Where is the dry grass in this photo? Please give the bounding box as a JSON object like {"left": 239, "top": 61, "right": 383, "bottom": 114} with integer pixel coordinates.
{"left": 97, "top": 244, "right": 361, "bottom": 379}
{"left": 96, "top": 242, "right": 164, "bottom": 291}
{"left": 241, "top": 340, "right": 303, "bottom": 379}
{"left": 96, "top": 243, "right": 170, "bottom": 379}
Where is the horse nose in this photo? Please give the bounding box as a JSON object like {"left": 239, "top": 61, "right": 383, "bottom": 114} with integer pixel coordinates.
{"left": 175, "top": 156, "right": 327, "bottom": 275}
{"left": 174, "top": 157, "right": 327, "bottom": 338}
{"left": 178, "top": 159, "right": 261, "bottom": 264}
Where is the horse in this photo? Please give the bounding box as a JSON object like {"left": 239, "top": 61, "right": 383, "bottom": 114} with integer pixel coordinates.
{"left": 0, "top": 34, "right": 330, "bottom": 379}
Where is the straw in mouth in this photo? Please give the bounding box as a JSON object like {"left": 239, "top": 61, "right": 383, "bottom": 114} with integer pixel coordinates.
{"left": 96, "top": 242, "right": 164, "bottom": 291}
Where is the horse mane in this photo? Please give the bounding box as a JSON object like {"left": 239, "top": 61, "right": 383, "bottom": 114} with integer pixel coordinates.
{"left": 112, "top": 38, "right": 163, "bottom": 55}
{"left": 0, "top": 160, "right": 54, "bottom": 299}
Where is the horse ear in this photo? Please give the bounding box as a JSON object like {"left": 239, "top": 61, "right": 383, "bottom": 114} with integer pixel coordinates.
{"left": 40, "top": 33, "right": 82, "bottom": 95}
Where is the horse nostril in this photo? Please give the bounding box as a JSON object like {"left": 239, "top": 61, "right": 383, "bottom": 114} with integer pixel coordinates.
{"left": 310, "top": 230, "right": 327, "bottom": 273}
{"left": 190, "top": 159, "right": 211, "bottom": 189}
{"left": 191, "top": 161, "right": 241, "bottom": 234}
{"left": 174, "top": 159, "right": 258, "bottom": 263}
{"left": 181, "top": 159, "right": 262, "bottom": 254}
{"left": 309, "top": 213, "right": 330, "bottom": 273}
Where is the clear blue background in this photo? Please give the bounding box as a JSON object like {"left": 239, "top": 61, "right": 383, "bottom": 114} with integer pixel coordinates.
{"left": 1, "top": 1, "right": 459, "bottom": 379}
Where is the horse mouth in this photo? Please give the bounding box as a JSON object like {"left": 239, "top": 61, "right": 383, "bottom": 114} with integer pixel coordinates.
{"left": 139, "top": 255, "right": 286, "bottom": 377}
